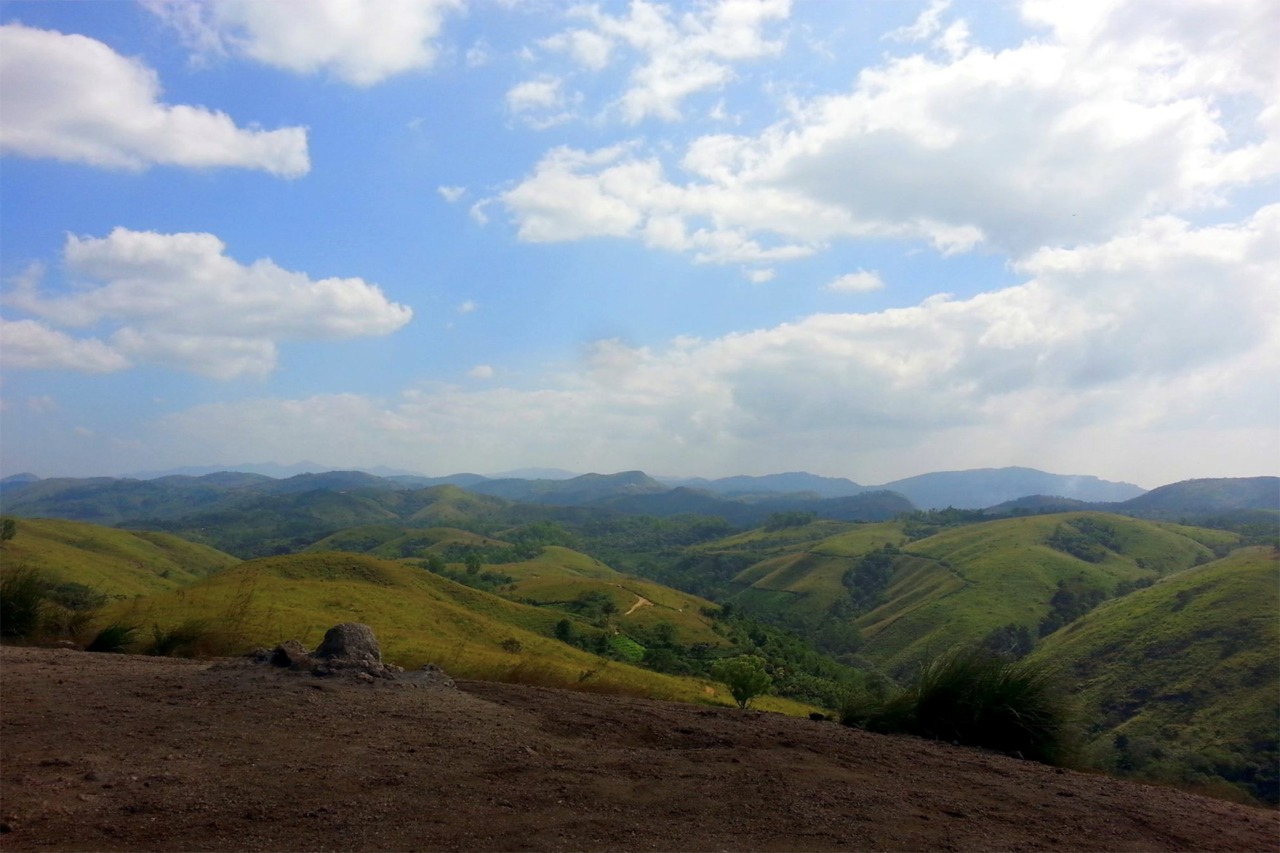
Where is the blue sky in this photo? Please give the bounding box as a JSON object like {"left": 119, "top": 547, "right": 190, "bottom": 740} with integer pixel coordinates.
{"left": 1, "top": 0, "right": 1277, "bottom": 487}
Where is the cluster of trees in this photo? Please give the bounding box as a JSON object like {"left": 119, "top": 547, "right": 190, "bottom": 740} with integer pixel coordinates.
{"left": 418, "top": 553, "right": 514, "bottom": 593}
{"left": 841, "top": 544, "right": 900, "bottom": 613}
{"left": 1046, "top": 518, "right": 1120, "bottom": 563}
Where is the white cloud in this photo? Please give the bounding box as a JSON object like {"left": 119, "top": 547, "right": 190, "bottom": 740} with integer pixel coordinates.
{"left": 148, "top": 208, "right": 1279, "bottom": 483}
{"left": 3, "top": 228, "right": 412, "bottom": 379}
{"left": 147, "top": 0, "right": 462, "bottom": 86}
{"left": 506, "top": 77, "right": 565, "bottom": 112}
{"left": 499, "top": 144, "right": 827, "bottom": 263}
{"left": 0, "top": 24, "right": 308, "bottom": 176}
{"left": 502, "top": 0, "right": 1280, "bottom": 261}
{"left": 540, "top": 0, "right": 791, "bottom": 123}
{"left": 744, "top": 268, "right": 775, "bottom": 283}
{"left": 468, "top": 364, "right": 495, "bottom": 379}
{"left": 438, "top": 186, "right": 466, "bottom": 203}
{"left": 26, "top": 396, "right": 58, "bottom": 414}
{"left": 0, "top": 318, "right": 130, "bottom": 373}
{"left": 826, "top": 270, "right": 884, "bottom": 293}
{"left": 886, "top": 0, "right": 950, "bottom": 43}
{"left": 457, "top": 300, "right": 477, "bottom": 314}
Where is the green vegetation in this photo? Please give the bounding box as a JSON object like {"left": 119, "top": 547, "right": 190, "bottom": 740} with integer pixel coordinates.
{"left": 2, "top": 486, "right": 1273, "bottom": 807}
{"left": 713, "top": 655, "right": 774, "bottom": 708}
{"left": 0, "top": 517, "right": 239, "bottom": 597}
{"left": 1, "top": 566, "right": 48, "bottom": 640}
{"left": 86, "top": 621, "right": 138, "bottom": 653}
{"left": 1032, "top": 546, "right": 1280, "bottom": 804}
{"left": 841, "top": 646, "right": 1074, "bottom": 766}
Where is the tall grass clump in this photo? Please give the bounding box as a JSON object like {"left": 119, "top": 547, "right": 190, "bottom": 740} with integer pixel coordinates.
{"left": 1, "top": 567, "right": 49, "bottom": 640}
{"left": 86, "top": 622, "right": 139, "bottom": 653}
{"left": 841, "top": 646, "right": 1075, "bottom": 765}
{"left": 148, "top": 619, "right": 215, "bottom": 657}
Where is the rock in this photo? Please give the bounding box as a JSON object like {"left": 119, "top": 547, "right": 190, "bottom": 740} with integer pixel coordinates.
{"left": 409, "top": 663, "right": 455, "bottom": 689}
{"left": 270, "top": 640, "right": 311, "bottom": 668}
{"left": 313, "top": 623, "right": 381, "bottom": 664}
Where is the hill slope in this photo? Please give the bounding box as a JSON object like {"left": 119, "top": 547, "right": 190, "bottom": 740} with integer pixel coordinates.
{"left": 95, "top": 551, "right": 758, "bottom": 707}
{"left": 1033, "top": 546, "right": 1280, "bottom": 804}
{"left": 879, "top": 467, "right": 1146, "bottom": 510}
{"left": 0, "top": 517, "right": 239, "bottom": 597}
{"left": 696, "top": 513, "right": 1233, "bottom": 675}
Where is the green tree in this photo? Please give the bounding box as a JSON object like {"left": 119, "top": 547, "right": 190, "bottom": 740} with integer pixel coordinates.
{"left": 0, "top": 518, "right": 15, "bottom": 542}
{"left": 712, "top": 655, "right": 773, "bottom": 709}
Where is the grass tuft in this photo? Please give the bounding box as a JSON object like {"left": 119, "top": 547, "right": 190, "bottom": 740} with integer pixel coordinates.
{"left": 1, "top": 567, "right": 50, "bottom": 640}
{"left": 87, "top": 622, "right": 139, "bottom": 654}
{"left": 842, "top": 646, "right": 1075, "bottom": 765}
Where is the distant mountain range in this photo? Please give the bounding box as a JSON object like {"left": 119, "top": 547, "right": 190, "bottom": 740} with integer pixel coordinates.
{"left": 1, "top": 465, "right": 1274, "bottom": 532}
{"left": 28, "top": 463, "right": 1154, "bottom": 510}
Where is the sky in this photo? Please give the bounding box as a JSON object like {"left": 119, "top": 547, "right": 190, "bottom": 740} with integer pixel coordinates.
{"left": 1, "top": 0, "right": 1277, "bottom": 488}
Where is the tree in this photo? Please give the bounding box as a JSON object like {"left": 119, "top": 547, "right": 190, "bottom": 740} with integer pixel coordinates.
{"left": 712, "top": 655, "right": 773, "bottom": 709}
{"left": 0, "top": 518, "right": 15, "bottom": 542}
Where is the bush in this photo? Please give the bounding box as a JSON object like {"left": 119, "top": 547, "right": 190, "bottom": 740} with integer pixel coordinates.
{"left": 87, "top": 622, "right": 138, "bottom": 654}
{"left": 0, "top": 567, "right": 50, "bottom": 640}
{"left": 712, "top": 654, "right": 773, "bottom": 709}
{"left": 149, "top": 620, "right": 213, "bottom": 657}
{"left": 841, "top": 647, "right": 1075, "bottom": 765}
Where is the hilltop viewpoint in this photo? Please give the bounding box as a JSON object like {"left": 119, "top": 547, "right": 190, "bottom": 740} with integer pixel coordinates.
{"left": 1, "top": 643, "right": 1277, "bottom": 852}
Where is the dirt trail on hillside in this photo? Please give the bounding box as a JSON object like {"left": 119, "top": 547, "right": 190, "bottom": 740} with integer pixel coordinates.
{"left": 623, "top": 595, "right": 653, "bottom": 616}
{"left": 1, "top": 646, "right": 1276, "bottom": 852}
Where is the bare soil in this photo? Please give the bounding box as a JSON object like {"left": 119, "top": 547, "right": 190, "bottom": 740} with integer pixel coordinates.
{"left": 1, "top": 646, "right": 1276, "bottom": 852}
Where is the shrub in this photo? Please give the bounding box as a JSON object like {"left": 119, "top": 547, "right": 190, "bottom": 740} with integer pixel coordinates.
{"left": 842, "top": 646, "right": 1075, "bottom": 765}
{"left": 1, "top": 567, "right": 50, "bottom": 640}
{"left": 713, "top": 654, "right": 773, "bottom": 709}
{"left": 149, "top": 620, "right": 213, "bottom": 657}
{"left": 87, "top": 622, "right": 138, "bottom": 654}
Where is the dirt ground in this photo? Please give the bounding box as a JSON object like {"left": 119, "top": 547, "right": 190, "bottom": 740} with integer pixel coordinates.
{"left": 1, "top": 646, "right": 1276, "bottom": 852}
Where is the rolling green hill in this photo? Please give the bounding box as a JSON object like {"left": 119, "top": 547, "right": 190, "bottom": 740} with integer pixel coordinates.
{"left": 92, "top": 551, "right": 810, "bottom": 711}
{"left": 692, "top": 513, "right": 1233, "bottom": 676}
{"left": 1033, "top": 546, "right": 1279, "bottom": 804}
{"left": 0, "top": 517, "right": 239, "bottom": 597}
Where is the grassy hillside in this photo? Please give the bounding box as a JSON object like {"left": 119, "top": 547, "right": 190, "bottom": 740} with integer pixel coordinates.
{"left": 96, "top": 551, "right": 801, "bottom": 710}
{"left": 0, "top": 517, "right": 239, "bottom": 597}
{"left": 491, "top": 546, "right": 726, "bottom": 649}
{"left": 696, "top": 513, "right": 1231, "bottom": 676}
{"left": 1033, "top": 547, "right": 1279, "bottom": 804}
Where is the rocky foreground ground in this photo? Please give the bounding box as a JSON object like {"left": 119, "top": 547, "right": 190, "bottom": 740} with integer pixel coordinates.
{"left": 1, "top": 645, "right": 1277, "bottom": 852}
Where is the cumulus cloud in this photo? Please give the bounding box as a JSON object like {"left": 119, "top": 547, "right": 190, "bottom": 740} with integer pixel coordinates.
{"left": 0, "top": 23, "right": 308, "bottom": 176}
{"left": 146, "top": 0, "right": 461, "bottom": 86}
{"left": 438, "top": 186, "right": 466, "bottom": 202}
{"left": 499, "top": 144, "right": 828, "bottom": 263}
{"left": 2, "top": 228, "right": 412, "bottom": 379}
{"left": 501, "top": 0, "right": 1279, "bottom": 261}
{"left": 826, "top": 270, "right": 884, "bottom": 293}
{"left": 0, "top": 318, "right": 130, "bottom": 373}
{"left": 504, "top": 75, "right": 581, "bottom": 127}
{"left": 539, "top": 0, "right": 790, "bottom": 123}
{"left": 468, "top": 364, "right": 495, "bottom": 379}
{"left": 149, "top": 208, "right": 1278, "bottom": 482}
